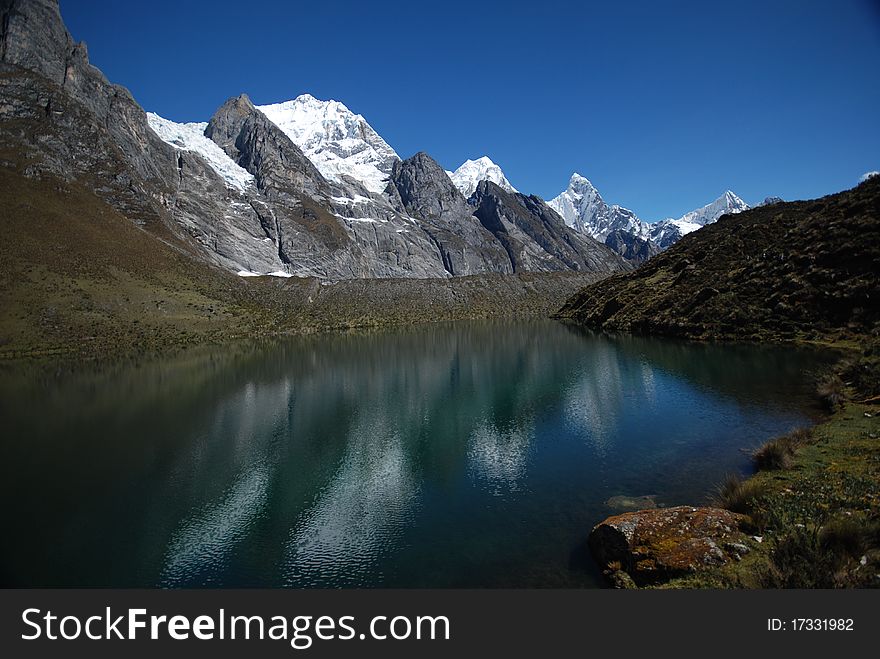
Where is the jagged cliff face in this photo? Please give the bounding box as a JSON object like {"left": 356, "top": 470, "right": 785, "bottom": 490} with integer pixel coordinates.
{"left": 0, "top": 0, "right": 628, "bottom": 281}
{"left": 470, "top": 182, "right": 630, "bottom": 273}
{"left": 389, "top": 152, "right": 514, "bottom": 275}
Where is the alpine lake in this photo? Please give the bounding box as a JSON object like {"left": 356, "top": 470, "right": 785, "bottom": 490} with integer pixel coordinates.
{"left": 0, "top": 319, "right": 834, "bottom": 587}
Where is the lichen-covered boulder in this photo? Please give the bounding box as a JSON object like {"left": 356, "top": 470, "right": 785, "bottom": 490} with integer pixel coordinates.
{"left": 589, "top": 506, "right": 752, "bottom": 586}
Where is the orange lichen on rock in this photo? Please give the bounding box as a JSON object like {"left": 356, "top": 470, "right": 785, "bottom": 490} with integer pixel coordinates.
{"left": 589, "top": 506, "right": 753, "bottom": 586}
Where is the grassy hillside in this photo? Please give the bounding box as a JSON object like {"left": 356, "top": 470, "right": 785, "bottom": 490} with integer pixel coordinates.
{"left": 556, "top": 177, "right": 880, "bottom": 345}
{"left": 0, "top": 169, "right": 604, "bottom": 361}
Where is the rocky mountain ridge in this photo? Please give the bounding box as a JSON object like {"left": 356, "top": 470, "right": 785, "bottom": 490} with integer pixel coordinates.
{"left": 0, "top": 0, "right": 627, "bottom": 281}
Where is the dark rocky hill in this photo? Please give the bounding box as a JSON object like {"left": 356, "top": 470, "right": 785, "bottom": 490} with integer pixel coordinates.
{"left": 556, "top": 177, "right": 880, "bottom": 343}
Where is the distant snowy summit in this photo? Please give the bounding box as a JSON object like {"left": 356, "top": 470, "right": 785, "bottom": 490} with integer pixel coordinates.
{"left": 257, "top": 94, "right": 399, "bottom": 194}
{"left": 550, "top": 173, "right": 751, "bottom": 252}
{"left": 549, "top": 173, "right": 649, "bottom": 242}
{"left": 650, "top": 190, "right": 749, "bottom": 248}
{"left": 446, "top": 156, "right": 517, "bottom": 198}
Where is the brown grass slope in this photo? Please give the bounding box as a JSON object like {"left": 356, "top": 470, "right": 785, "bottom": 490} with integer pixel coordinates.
{"left": 0, "top": 169, "right": 603, "bottom": 361}
{"left": 556, "top": 177, "right": 880, "bottom": 344}
{"left": 0, "top": 168, "right": 264, "bottom": 358}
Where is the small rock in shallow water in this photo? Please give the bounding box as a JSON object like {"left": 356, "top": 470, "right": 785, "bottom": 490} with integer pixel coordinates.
{"left": 604, "top": 494, "right": 658, "bottom": 512}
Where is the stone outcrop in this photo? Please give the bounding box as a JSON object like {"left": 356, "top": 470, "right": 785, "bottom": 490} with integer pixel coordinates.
{"left": 589, "top": 506, "right": 753, "bottom": 586}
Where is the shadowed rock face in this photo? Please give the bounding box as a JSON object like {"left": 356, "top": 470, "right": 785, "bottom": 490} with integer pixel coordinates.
{"left": 1, "top": 0, "right": 169, "bottom": 185}
{"left": 1, "top": 0, "right": 70, "bottom": 82}
{"left": 206, "top": 94, "right": 330, "bottom": 200}
{"left": 389, "top": 153, "right": 513, "bottom": 276}
{"left": 0, "top": 0, "right": 629, "bottom": 282}
{"left": 470, "top": 181, "right": 632, "bottom": 274}
{"left": 589, "top": 506, "right": 752, "bottom": 586}
{"left": 391, "top": 151, "right": 472, "bottom": 221}
{"left": 604, "top": 229, "right": 661, "bottom": 265}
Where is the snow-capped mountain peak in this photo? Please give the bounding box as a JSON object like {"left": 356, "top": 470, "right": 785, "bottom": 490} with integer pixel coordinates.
{"left": 548, "top": 172, "right": 649, "bottom": 241}
{"left": 448, "top": 156, "right": 517, "bottom": 198}
{"left": 568, "top": 172, "right": 595, "bottom": 188}
{"left": 256, "top": 94, "right": 399, "bottom": 194}
{"left": 649, "top": 190, "right": 750, "bottom": 248}
{"left": 676, "top": 190, "right": 749, "bottom": 227}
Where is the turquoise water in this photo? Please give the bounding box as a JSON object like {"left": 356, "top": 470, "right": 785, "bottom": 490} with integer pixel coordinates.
{"left": 0, "top": 320, "right": 832, "bottom": 587}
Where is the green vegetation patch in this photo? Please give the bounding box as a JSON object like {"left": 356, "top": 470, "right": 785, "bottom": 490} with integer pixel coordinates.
{"left": 662, "top": 401, "right": 880, "bottom": 588}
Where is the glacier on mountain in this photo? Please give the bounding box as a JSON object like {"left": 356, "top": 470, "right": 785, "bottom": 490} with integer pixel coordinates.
{"left": 257, "top": 94, "right": 399, "bottom": 195}
{"left": 146, "top": 112, "right": 255, "bottom": 191}
{"left": 672, "top": 190, "right": 748, "bottom": 227}
{"left": 448, "top": 156, "right": 518, "bottom": 198}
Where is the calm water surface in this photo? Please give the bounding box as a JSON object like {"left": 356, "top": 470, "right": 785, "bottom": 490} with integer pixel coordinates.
{"left": 0, "top": 320, "right": 833, "bottom": 587}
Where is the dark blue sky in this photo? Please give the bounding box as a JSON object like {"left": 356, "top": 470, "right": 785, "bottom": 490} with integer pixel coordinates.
{"left": 60, "top": 0, "right": 879, "bottom": 220}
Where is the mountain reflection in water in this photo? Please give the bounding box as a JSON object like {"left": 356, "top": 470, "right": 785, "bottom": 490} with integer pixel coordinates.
{"left": 0, "top": 320, "right": 832, "bottom": 587}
